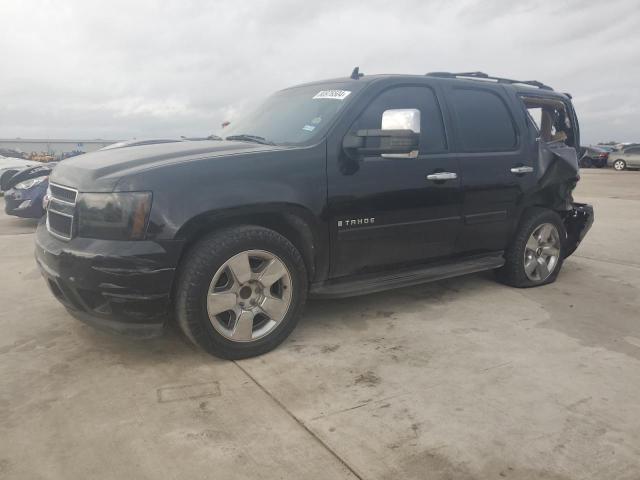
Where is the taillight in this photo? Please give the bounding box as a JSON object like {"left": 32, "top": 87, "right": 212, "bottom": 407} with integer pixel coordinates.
{"left": 599, "top": 152, "right": 608, "bottom": 158}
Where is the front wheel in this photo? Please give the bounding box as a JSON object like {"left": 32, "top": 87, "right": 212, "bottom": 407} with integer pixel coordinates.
{"left": 497, "top": 208, "right": 566, "bottom": 288}
{"left": 175, "top": 226, "right": 307, "bottom": 359}
{"left": 613, "top": 159, "right": 626, "bottom": 171}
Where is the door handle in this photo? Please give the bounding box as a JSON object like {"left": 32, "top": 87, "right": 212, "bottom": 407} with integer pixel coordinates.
{"left": 426, "top": 172, "right": 457, "bottom": 181}
{"left": 510, "top": 166, "right": 534, "bottom": 174}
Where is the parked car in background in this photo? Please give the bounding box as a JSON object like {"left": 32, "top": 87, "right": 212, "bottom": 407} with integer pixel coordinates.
{"left": 610, "top": 145, "right": 640, "bottom": 171}
{"left": 0, "top": 148, "right": 27, "bottom": 159}
{"left": 596, "top": 145, "right": 617, "bottom": 153}
{"left": 3, "top": 162, "right": 57, "bottom": 218}
{"left": 579, "top": 145, "right": 609, "bottom": 168}
{"left": 0, "top": 156, "right": 40, "bottom": 194}
{"left": 61, "top": 150, "right": 85, "bottom": 160}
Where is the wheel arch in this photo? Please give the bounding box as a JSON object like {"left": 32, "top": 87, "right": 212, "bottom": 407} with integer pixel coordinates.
{"left": 174, "top": 203, "right": 326, "bottom": 284}
{"left": 613, "top": 158, "right": 626, "bottom": 170}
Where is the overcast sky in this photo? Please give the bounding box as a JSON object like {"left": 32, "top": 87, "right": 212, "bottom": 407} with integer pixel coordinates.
{"left": 1, "top": 0, "right": 638, "bottom": 144}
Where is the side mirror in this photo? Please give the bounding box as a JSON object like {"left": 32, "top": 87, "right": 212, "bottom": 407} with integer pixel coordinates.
{"left": 343, "top": 108, "right": 420, "bottom": 159}
{"left": 382, "top": 108, "right": 420, "bottom": 133}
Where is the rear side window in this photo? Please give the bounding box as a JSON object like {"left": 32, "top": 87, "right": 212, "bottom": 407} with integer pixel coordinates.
{"left": 450, "top": 88, "right": 517, "bottom": 152}
{"left": 626, "top": 147, "right": 640, "bottom": 154}
{"left": 352, "top": 85, "right": 447, "bottom": 153}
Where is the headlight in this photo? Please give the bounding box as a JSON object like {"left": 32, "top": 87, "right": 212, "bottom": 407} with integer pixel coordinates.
{"left": 77, "top": 192, "right": 152, "bottom": 240}
{"left": 14, "top": 176, "right": 47, "bottom": 190}
{"left": 43, "top": 186, "right": 52, "bottom": 210}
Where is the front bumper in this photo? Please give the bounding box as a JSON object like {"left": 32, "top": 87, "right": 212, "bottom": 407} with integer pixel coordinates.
{"left": 4, "top": 188, "right": 45, "bottom": 218}
{"left": 34, "top": 221, "right": 182, "bottom": 338}
{"left": 563, "top": 202, "right": 594, "bottom": 258}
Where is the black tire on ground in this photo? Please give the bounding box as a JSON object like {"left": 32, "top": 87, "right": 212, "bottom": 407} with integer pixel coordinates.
{"left": 613, "top": 159, "right": 626, "bottom": 171}
{"left": 175, "top": 225, "right": 308, "bottom": 359}
{"left": 496, "top": 208, "right": 567, "bottom": 288}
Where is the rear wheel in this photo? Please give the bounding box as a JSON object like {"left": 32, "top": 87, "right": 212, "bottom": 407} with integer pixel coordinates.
{"left": 613, "top": 159, "right": 626, "bottom": 171}
{"left": 497, "top": 208, "right": 566, "bottom": 288}
{"left": 176, "top": 226, "right": 307, "bottom": 359}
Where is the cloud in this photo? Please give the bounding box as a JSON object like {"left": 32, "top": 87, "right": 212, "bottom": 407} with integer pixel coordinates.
{"left": 0, "top": 0, "right": 638, "bottom": 143}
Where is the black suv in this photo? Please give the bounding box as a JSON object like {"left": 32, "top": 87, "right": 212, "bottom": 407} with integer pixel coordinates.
{"left": 35, "top": 70, "right": 593, "bottom": 359}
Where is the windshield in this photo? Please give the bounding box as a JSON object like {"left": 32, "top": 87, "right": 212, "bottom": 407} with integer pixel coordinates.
{"left": 219, "top": 83, "right": 362, "bottom": 146}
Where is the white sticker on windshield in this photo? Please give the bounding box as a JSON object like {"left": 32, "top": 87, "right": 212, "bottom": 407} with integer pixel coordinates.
{"left": 313, "top": 90, "right": 351, "bottom": 100}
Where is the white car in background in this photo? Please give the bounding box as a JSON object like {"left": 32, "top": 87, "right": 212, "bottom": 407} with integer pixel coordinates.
{"left": 610, "top": 145, "right": 640, "bottom": 171}
{"left": 0, "top": 156, "right": 40, "bottom": 194}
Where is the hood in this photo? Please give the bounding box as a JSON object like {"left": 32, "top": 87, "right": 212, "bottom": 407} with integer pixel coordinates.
{"left": 0, "top": 158, "right": 39, "bottom": 170}
{"left": 3, "top": 162, "right": 57, "bottom": 191}
{"left": 50, "top": 140, "right": 286, "bottom": 192}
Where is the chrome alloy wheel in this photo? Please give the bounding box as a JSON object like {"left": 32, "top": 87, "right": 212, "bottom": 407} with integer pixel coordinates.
{"left": 207, "top": 250, "right": 292, "bottom": 342}
{"left": 524, "top": 223, "right": 561, "bottom": 282}
{"left": 613, "top": 160, "right": 626, "bottom": 171}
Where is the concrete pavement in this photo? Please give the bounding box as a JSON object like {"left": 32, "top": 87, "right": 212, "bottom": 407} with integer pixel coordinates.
{"left": 1, "top": 169, "right": 639, "bottom": 479}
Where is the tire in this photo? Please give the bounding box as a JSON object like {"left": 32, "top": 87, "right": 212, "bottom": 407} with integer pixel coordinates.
{"left": 613, "top": 159, "right": 626, "bottom": 171}
{"left": 580, "top": 157, "right": 593, "bottom": 168}
{"left": 175, "top": 225, "right": 307, "bottom": 359}
{"left": 496, "top": 208, "right": 566, "bottom": 288}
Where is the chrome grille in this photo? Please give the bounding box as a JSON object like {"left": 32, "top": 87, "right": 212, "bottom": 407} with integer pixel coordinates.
{"left": 46, "top": 183, "right": 78, "bottom": 240}
{"left": 49, "top": 183, "right": 77, "bottom": 204}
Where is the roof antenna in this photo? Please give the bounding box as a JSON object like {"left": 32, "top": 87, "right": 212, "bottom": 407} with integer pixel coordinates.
{"left": 350, "top": 66, "right": 364, "bottom": 80}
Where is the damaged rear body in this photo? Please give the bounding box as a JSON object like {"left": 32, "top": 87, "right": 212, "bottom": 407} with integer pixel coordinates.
{"left": 518, "top": 92, "right": 594, "bottom": 258}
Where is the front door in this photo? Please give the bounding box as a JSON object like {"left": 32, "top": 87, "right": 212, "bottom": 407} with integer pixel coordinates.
{"left": 326, "top": 84, "right": 463, "bottom": 278}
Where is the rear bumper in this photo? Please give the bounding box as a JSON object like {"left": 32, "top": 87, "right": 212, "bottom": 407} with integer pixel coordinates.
{"left": 563, "top": 202, "right": 594, "bottom": 258}
{"left": 34, "top": 221, "right": 183, "bottom": 337}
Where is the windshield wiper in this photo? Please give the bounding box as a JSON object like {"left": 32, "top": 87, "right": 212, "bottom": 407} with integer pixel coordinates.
{"left": 225, "top": 134, "right": 275, "bottom": 145}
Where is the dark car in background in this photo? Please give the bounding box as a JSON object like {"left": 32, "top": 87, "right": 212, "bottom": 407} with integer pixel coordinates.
{"left": 579, "top": 145, "right": 609, "bottom": 168}
{"left": 0, "top": 156, "right": 40, "bottom": 194}
{"left": 3, "top": 163, "right": 57, "bottom": 218}
{"left": 0, "top": 148, "right": 27, "bottom": 159}
{"left": 596, "top": 145, "right": 617, "bottom": 153}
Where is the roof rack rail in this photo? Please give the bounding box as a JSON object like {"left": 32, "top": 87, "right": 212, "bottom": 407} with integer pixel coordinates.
{"left": 425, "top": 71, "right": 553, "bottom": 91}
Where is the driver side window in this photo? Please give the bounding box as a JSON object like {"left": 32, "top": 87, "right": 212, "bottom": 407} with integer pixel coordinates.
{"left": 351, "top": 86, "right": 448, "bottom": 155}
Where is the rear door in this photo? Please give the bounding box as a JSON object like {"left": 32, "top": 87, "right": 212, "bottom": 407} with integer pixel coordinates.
{"left": 326, "top": 84, "right": 463, "bottom": 278}
{"left": 442, "top": 84, "right": 535, "bottom": 254}
{"left": 624, "top": 147, "right": 640, "bottom": 167}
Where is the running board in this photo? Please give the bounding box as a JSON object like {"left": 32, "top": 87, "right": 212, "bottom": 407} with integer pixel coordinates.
{"left": 309, "top": 253, "right": 505, "bottom": 299}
